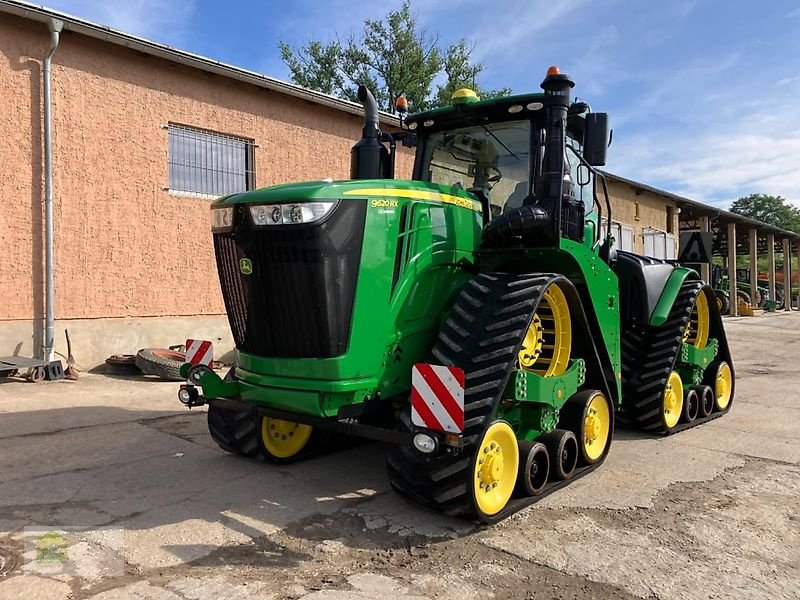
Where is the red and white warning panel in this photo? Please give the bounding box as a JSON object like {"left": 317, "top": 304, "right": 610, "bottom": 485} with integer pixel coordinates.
{"left": 411, "top": 363, "right": 465, "bottom": 434}
{"left": 185, "top": 339, "right": 214, "bottom": 367}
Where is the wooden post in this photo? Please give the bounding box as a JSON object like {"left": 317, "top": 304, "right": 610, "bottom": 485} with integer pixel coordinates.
{"left": 728, "top": 223, "right": 737, "bottom": 316}
{"left": 767, "top": 232, "right": 776, "bottom": 306}
{"left": 749, "top": 229, "right": 758, "bottom": 307}
{"left": 783, "top": 238, "right": 791, "bottom": 311}
{"left": 797, "top": 240, "right": 800, "bottom": 310}
{"left": 699, "top": 216, "right": 710, "bottom": 282}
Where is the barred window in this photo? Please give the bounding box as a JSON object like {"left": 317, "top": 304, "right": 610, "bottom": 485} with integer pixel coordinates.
{"left": 168, "top": 124, "right": 255, "bottom": 197}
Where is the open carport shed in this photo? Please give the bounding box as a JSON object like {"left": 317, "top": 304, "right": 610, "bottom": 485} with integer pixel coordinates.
{"left": 604, "top": 174, "right": 799, "bottom": 316}
{"left": 675, "top": 198, "right": 798, "bottom": 316}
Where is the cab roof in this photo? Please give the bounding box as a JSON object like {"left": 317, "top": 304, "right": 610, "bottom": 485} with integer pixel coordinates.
{"left": 404, "top": 92, "right": 589, "bottom": 137}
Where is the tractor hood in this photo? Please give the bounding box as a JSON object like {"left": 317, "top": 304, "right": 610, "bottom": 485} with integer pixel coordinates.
{"left": 211, "top": 179, "right": 482, "bottom": 213}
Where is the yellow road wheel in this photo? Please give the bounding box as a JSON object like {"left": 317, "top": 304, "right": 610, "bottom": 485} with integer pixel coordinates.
{"left": 683, "top": 291, "right": 710, "bottom": 349}
{"left": 713, "top": 361, "right": 733, "bottom": 411}
{"left": 519, "top": 282, "right": 572, "bottom": 377}
{"left": 560, "top": 389, "right": 611, "bottom": 465}
{"left": 472, "top": 421, "right": 519, "bottom": 517}
{"left": 260, "top": 417, "right": 313, "bottom": 459}
{"left": 663, "top": 371, "right": 684, "bottom": 430}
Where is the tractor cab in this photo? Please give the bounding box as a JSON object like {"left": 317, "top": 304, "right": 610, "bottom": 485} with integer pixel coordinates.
{"left": 406, "top": 92, "right": 592, "bottom": 219}
{"left": 402, "top": 68, "right": 610, "bottom": 252}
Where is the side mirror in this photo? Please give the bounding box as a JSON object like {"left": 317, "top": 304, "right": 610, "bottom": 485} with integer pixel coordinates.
{"left": 583, "top": 113, "right": 609, "bottom": 166}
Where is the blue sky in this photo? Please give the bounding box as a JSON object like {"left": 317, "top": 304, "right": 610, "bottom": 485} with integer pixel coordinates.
{"left": 40, "top": 0, "right": 800, "bottom": 208}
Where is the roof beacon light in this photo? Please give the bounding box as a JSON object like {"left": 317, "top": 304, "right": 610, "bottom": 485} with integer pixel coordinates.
{"left": 451, "top": 88, "right": 480, "bottom": 105}
{"left": 395, "top": 95, "right": 409, "bottom": 117}
{"left": 546, "top": 65, "right": 561, "bottom": 76}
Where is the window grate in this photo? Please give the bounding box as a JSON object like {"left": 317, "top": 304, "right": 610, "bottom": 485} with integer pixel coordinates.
{"left": 167, "top": 124, "right": 255, "bottom": 197}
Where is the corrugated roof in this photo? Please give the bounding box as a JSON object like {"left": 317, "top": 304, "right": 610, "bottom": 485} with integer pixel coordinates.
{"left": 601, "top": 171, "right": 799, "bottom": 240}
{"left": 0, "top": 0, "right": 400, "bottom": 126}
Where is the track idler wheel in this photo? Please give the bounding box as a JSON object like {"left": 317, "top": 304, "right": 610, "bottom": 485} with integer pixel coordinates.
{"left": 540, "top": 429, "right": 578, "bottom": 481}
{"left": 559, "top": 389, "right": 612, "bottom": 465}
{"left": 259, "top": 417, "right": 314, "bottom": 462}
{"left": 662, "top": 371, "right": 684, "bottom": 431}
{"left": 705, "top": 360, "right": 733, "bottom": 412}
{"left": 515, "top": 441, "right": 550, "bottom": 496}
{"left": 695, "top": 385, "right": 714, "bottom": 418}
{"left": 682, "top": 387, "right": 699, "bottom": 423}
{"left": 472, "top": 421, "right": 520, "bottom": 518}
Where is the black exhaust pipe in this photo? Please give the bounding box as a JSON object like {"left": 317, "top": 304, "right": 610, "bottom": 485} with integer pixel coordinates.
{"left": 351, "top": 85, "right": 391, "bottom": 180}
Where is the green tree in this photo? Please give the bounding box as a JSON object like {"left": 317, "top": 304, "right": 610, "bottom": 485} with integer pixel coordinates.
{"left": 730, "top": 194, "right": 800, "bottom": 234}
{"left": 278, "top": 40, "right": 345, "bottom": 96}
{"left": 434, "top": 40, "right": 511, "bottom": 107}
{"left": 279, "top": 2, "right": 507, "bottom": 113}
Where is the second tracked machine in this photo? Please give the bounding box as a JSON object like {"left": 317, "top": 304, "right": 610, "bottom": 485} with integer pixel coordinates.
{"left": 179, "top": 66, "right": 735, "bottom": 522}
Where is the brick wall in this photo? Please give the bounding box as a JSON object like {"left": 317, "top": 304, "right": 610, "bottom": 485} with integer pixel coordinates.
{"left": 607, "top": 179, "right": 678, "bottom": 255}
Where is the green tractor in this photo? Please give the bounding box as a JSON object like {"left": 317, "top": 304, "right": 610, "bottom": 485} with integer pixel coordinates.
{"left": 179, "top": 66, "right": 734, "bottom": 521}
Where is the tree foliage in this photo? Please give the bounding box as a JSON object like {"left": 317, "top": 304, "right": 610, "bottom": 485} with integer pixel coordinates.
{"left": 279, "top": 2, "right": 508, "bottom": 113}
{"left": 730, "top": 193, "right": 800, "bottom": 234}
{"left": 434, "top": 40, "right": 512, "bottom": 107}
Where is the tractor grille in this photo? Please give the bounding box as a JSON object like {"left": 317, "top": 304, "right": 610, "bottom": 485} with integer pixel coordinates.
{"left": 214, "top": 200, "right": 366, "bottom": 358}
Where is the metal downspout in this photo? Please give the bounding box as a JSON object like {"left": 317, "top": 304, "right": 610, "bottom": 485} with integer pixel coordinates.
{"left": 42, "top": 18, "right": 63, "bottom": 361}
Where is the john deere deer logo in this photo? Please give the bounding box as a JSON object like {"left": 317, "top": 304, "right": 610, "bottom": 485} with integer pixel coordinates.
{"left": 239, "top": 258, "right": 253, "bottom": 275}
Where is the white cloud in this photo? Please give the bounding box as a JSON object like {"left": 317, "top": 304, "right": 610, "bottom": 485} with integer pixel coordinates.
{"left": 609, "top": 106, "right": 800, "bottom": 208}
{"left": 41, "top": 0, "right": 196, "bottom": 45}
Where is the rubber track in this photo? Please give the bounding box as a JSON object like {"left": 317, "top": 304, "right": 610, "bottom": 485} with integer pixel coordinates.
{"left": 208, "top": 403, "right": 265, "bottom": 459}
{"left": 207, "top": 401, "right": 360, "bottom": 463}
{"left": 618, "top": 281, "right": 734, "bottom": 434}
{"left": 386, "top": 272, "right": 608, "bottom": 523}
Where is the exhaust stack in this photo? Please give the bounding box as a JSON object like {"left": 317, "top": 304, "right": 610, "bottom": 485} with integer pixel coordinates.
{"left": 351, "top": 85, "right": 391, "bottom": 180}
{"left": 536, "top": 66, "right": 583, "bottom": 243}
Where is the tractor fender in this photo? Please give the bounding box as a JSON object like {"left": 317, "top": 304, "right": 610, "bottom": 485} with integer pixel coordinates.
{"left": 650, "top": 267, "right": 700, "bottom": 326}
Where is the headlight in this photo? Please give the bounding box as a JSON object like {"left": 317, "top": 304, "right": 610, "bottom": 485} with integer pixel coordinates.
{"left": 249, "top": 201, "right": 338, "bottom": 226}
{"left": 211, "top": 206, "right": 234, "bottom": 231}
{"left": 412, "top": 432, "right": 438, "bottom": 454}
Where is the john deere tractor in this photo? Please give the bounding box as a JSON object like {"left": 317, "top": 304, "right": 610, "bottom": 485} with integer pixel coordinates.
{"left": 179, "top": 67, "right": 734, "bottom": 521}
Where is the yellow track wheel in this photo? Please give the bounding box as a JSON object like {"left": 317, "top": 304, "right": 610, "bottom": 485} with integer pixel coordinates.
{"left": 683, "top": 291, "right": 710, "bottom": 349}
{"left": 472, "top": 421, "right": 519, "bottom": 517}
{"left": 561, "top": 389, "right": 611, "bottom": 465}
{"left": 713, "top": 361, "right": 733, "bottom": 411}
{"left": 519, "top": 283, "right": 572, "bottom": 377}
{"left": 582, "top": 392, "right": 611, "bottom": 463}
{"left": 663, "top": 371, "right": 684, "bottom": 430}
{"left": 260, "top": 417, "right": 313, "bottom": 459}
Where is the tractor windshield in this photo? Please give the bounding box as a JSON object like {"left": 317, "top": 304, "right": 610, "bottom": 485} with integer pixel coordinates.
{"left": 417, "top": 120, "right": 593, "bottom": 216}
{"left": 418, "top": 121, "right": 531, "bottom": 217}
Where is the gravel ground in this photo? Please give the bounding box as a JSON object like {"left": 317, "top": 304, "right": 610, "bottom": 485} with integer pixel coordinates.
{"left": 0, "top": 312, "right": 798, "bottom": 599}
